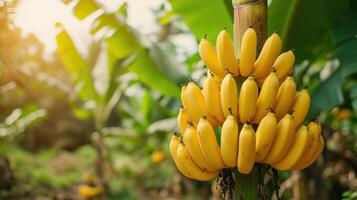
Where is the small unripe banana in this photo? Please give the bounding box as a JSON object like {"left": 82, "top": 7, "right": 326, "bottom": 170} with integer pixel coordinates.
{"left": 273, "top": 50, "right": 295, "bottom": 83}
{"left": 239, "top": 76, "right": 258, "bottom": 123}
{"left": 237, "top": 123, "right": 256, "bottom": 174}
{"left": 220, "top": 74, "right": 239, "bottom": 119}
{"left": 255, "top": 112, "right": 278, "bottom": 162}
{"left": 176, "top": 142, "right": 220, "bottom": 181}
{"left": 202, "top": 77, "right": 225, "bottom": 123}
{"left": 274, "top": 77, "right": 296, "bottom": 119}
{"left": 220, "top": 115, "right": 239, "bottom": 167}
{"left": 254, "top": 33, "right": 282, "bottom": 79}
{"left": 252, "top": 72, "right": 279, "bottom": 123}
{"left": 199, "top": 37, "right": 226, "bottom": 77}
{"left": 217, "top": 29, "right": 239, "bottom": 76}
{"left": 291, "top": 89, "right": 311, "bottom": 127}
{"left": 197, "top": 117, "right": 226, "bottom": 170}
{"left": 263, "top": 114, "right": 295, "bottom": 164}
{"left": 272, "top": 125, "right": 312, "bottom": 171}
{"left": 186, "top": 82, "right": 218, "bottom": 126}
{"left": 239, "top": 28, "right": 256, "bottom": 77}
{"left": 177, "top": 108, "right": 191, "bottom": 136}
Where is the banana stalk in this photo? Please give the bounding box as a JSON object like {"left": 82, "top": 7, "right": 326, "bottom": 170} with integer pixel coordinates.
{"left": 233, "top": 0, "right": 267, "bottom": 199}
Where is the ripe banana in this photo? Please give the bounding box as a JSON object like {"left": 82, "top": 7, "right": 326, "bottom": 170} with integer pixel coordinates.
{"left": 178, "top": 108, "right": 191, "bottom": 135}
{"left": 183, "top": 126, "right": 216, "bottom": 172}
{"left": 169, "top": 135, "right": 193, "bottom": 178}
{"left": 253, "top": 33, "right": 282, "bottom": 79}
{"left": 181, "top": 86, "right": 190, "bottom": 111}
{"left": 207, "top": 70, "right": 223, "bottom": 85}
{"left": 296, "top": 135, "right": 324, "bottom": 170}
{"left": 202, "top": 77, "right": 225, "bottom": 123}
{"left": 176, "top": 142, "right": 220, "bottom": 181}
{"left": 186, "top": 82, "right": 218, "bottom": 126}
{"left": 237, "top": 123, "right": 256, "bottom": 174}
{"left": 273, "top": 50, "right": 295, "bottom": 83}
{"left": 274, "top": 76, "right": 297, "bottom": 119}
{"left": 220, "top": 115, "right": 239, "bottom": 167}
{"left": 239, "top": 76, "right": 258, "bottom": 123}
{"left": 197, "top": 117, "right": 226, "bottom": 170}
{"left": 291, "top": 89, "right": 311, "bottom": 127}
{"left": 220, "top": 74, "right": 239, "bottom": 119}
{"left": 252, "top": 72, "right": 279, "bottom": 123}
{"left": 199, "top": 37, "right": 226, "bottom": 77}
{"left": 255, "top": 112, "right": 278, "bottom": 162}
{"left": 217, "top": 29, "right": 239, "bottom": 76}
{"left": 239, "top": 28, "right": 257, "bottom": 77}
{"left": 292, "top": 121, "right": 323, "bottom": 170}
{"left": 272, "top": 125, "right": 312, "bottom": 171}
{"left": 263, "top": 114, "right": 295, "bottom": 164}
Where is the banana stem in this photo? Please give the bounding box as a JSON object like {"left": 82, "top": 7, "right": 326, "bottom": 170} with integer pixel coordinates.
{"left": 233, "top": 0, "right": 267, "bottom": 58}
{"left": 232, "top": 0, "right": 267, "bottom": 199}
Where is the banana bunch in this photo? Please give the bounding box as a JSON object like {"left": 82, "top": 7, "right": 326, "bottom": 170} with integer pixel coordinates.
{"left": 171, "top": 28, "right": 324, "bottom": 181}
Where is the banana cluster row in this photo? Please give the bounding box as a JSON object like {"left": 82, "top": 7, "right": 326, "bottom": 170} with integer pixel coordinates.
{"left": 170, "top": 28, "right": 325, "bottom": 181}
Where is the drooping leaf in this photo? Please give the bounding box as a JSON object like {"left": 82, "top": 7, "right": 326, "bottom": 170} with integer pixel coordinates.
{"left": 149, "top": 43, "right": 188, "bottom": 84}
{"left": 128, "top": 50, "right": 180, "bottom": 98}
{"left": 56, "top": 24, "right": 97, "bottom": 101}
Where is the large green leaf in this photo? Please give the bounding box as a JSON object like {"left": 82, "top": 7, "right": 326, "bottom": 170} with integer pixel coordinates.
{"left": 269, "top": 0, "right": 327, "bottom": 60}
{"left": 308, "top": 4, "right": 357, "bottom": 117}
{"left": 168, "top": 0, "right": 233, "bottom": 44}
{"left": 128, "top": 50, "right": 180, "bottom": 98}
{"left": 56, "top": 25, "right": 97, "bottom": 101}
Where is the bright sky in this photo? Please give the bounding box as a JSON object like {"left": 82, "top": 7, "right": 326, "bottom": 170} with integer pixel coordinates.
{"left": 14, "top": 0, "right": 197, "bottom": 59}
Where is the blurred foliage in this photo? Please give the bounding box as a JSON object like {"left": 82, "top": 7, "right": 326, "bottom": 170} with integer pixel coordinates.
{"left": 0, "top": 0, "right": 356, "bottom": 199}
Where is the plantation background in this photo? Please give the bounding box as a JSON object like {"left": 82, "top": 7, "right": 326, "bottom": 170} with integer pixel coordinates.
{"left": 0, "top": 0, "right": 357, "bottom": 199}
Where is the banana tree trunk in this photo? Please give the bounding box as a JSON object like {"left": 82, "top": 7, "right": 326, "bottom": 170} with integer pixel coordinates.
{"left": 232, "top": 0, "right": 267, "bottom": 199}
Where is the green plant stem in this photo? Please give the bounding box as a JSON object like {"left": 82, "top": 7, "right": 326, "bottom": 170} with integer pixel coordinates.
{"left": 235, "top": 167, "right": 259, "bottom": 200}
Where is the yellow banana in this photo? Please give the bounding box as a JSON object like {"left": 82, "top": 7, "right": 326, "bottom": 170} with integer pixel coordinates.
{"left": 181, "top": 86, "right": 190, "bottom": 111}
{"left": 199, "top": 37, "right": 226, "bottom": 77}
{"left": 237, "top": 123, "right": 256, "bottom": 174}
{"left": 272, "top": 125, "right": 312, "bottom": 171}
{"left": 186, "top": 82, "right": 218, "bottom": 126}
{"left": 274, "top": 76, "right": 296, "bottom": 119}
{"left": 239, "top": 76, "right": 258, "bottom": 123}
{"left": 291, "top": 89, "right": 311, "bottom": 127}
{"left": 176, "top": 142, "right": 220, "bottom": 181}
{"left": 272, "top": 50, "right": 295, "bottom": 83}
{"left": 292, "top": 121, "right": 323, "bottom": 170}
{"left": 220, "top": 115, "right": 239, "bottom": 167}
{"left": 220, "top": 74, "right": 239, "bottom": 119}
{"left": 202, "top": 77, "right": 225, "bottom": 123}
{"left": 177, "top": 108, "right": 191, "bottom": 136}
{"left": 169, "top": 135, "right": 193, "bottom": 178}
{"left": 252, "top": 72, "right": 279, "bottom": 123}
{"left": 253, "top": 33, "right": 282, "bottom": 79}
{"left": 295, "top": 135, "right": 324, "bottom": 170}
{"left": 183, "top": 126, "right": 216, "bottom": 172}
{"left": 197, "top": 117, "right": 226, "bottom": 170}
{"left": 239, "top": 28, "right": 257, "bottom": 77}
{"left": 207, "top": 70, "right": 223, "bottom": 85}
{"left": 217, "top": 29, "right": 239, "bottom": 76}
{"left": 255, "top": 112, "right": 278, "bottom": 162}
{"left": 263, "top": 114, "right": 295, "bottom": 164}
